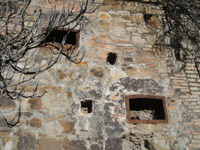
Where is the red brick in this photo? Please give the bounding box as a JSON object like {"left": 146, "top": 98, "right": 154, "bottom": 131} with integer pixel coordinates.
{"left": 90, "top": 36, "right": 96, "bottom": 40}
{"left": 146, "top": 63, "right": 156, "bottom": 67}
{"left": 98, "top": 50, "right": 109, "bottom": 54}
{"left": 136, "top": 59, "right": 155, "bottom": 63}
{"left": 88, "top": 41, "right": 96, "bottom": 46}
{"left": 114, "top": 40, "right": 132, "bottom": 43}
{"left": 97, "top": 44, "right": 106, "bottom": 48}
{"left": 143, "top": 48, "right": 151, "bottom": 51}
{"left": 192, "top": 132, "right": 200, "bottom": 135}
{"left": 97, "top": 54, "right": 107, "bottom": 58}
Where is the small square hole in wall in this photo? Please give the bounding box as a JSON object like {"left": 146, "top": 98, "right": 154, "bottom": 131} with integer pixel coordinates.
{"left": 81, "top": 100, "right": 92, "bottom": 114}
{"left": 107, "top": 52, "right": 117, "bottom": 65}
{"left": 125, "top": 95, "right": 168, "bottom": 124}
{"left": 143, "top": 14, "right": 153, "bottom": 25}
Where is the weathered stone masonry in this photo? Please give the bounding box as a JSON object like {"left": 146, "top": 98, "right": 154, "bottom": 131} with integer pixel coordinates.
{"left": 0, "top": 0, "right": 200, "bottom": 149}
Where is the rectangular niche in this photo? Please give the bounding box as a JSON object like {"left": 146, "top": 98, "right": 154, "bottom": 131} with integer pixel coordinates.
{"left": 42, "top": 28, "right": 80, "bottom": 49}
{"left": 125, "top": 95, "right": 168, "bottom": 124}
{"left": 81, "top": 100, "right": 92, "bottom": 115}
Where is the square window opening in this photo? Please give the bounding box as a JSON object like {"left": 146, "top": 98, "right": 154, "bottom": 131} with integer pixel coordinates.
{"left": 42, "top": 28, "right": 80, "bottom": 49}
{"left": 81, "top": 100, "right": 92, "bottom": 114}
{"left": 125, "top": 95, "right": 168, "bottom": 124}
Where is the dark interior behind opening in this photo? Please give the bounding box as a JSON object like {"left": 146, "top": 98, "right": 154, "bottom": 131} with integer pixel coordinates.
{"left": 107, "top": 52, "right": 117, "bottom": 65}
{"left": 129, "top": 98, "right": 165, "bottom": 120}
{"left": 45, "top": 30, "right": 77, "bottom": 45}
{"left": 81, "top": 100, "right": 92, "bottom": 113}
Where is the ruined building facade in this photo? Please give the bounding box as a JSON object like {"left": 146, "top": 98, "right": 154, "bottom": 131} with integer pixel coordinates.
{"left": 0, "top": 0, "right": 200, "bottom": 149}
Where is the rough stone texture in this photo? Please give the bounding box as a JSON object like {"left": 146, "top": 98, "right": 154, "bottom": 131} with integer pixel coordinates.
{"left": 29, "top": 118, "right": 42, "bottom": 128}
{"left": 59, "top": 121, "right": 74, "bottom": 133}
{"left": 70, "top": 140, "right": 87, "bottom": 150}
{"left": 14, "top": 130, "right": 36, "bottom": 150}
{"left": 0, "top": 0, "right": 199, "bottom": 150}
{"left": 28, "top": 98, "right": 42, "bottom": 110}
{"left": 90, "top": 67, "right": 104, "bottom": 78}
{"left": 2, "top": 137, "right": 12, "bottom": 150}
{"left": 105, "top": 138, "right": 122, "bottom": 150}
{"left": 0, "top": 97, "right": 16, "bottom": 108}
{"left": 39, "top": 138, "right": 61, "bottom": 150}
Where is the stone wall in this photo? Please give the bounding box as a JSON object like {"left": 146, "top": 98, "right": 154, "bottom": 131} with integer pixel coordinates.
{"left": 0, "top": 0, "right": 200, "bottom": 150}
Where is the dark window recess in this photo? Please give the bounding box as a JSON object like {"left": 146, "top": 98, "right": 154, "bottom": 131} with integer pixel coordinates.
{"left": 129, "top": 98, "right": 165, "bottom": 120}
{"left": 125, "top": 95, "right": 168, "bottom": 124}
{"left": 41, "top": 28, "right": 80, "bottom": 49}
{"left": 175, "top": 50, "right": 181, "bottom": 61}
{"left": 45, "top": 30, "right": 77, "bottom": 45}
{"left": 81, "top": 100, "right": 92, "bottom": 114}
{"left": 143, "top": 14, "right": 153, "bottom": 24}
{"left": 107, "top": 52, "right": 117, "bottom": 65}
{"left": 144, "top": 140, "right": 154, "bottom": 150}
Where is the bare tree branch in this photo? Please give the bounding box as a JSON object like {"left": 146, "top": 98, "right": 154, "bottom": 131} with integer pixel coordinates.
{"left": 0, "top": 0, "right": 100, "bottom": 99}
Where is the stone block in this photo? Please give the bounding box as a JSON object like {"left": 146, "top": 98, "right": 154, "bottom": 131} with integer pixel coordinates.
{"left": 114, "top": 17, "right": 131, "bottom": 23}
{"left": 150, "top": 16, "right": 161, "bottom": 28}
{"left": 63, "top": 138, "right": 88, "bottom": 150}
{"left": 110, "top": 67, "right": 127, "bottom": 81}
{"left": 0, "top": 118, "right": 9, "bottom": 127}
{"left": 14, "top": 130, "right": 36, "bottom": 150}
{"left": 132, "top": 36, "right": 147, "bottom": 46}
{"left": 59, "top": 120, "right": 74, "bottom": 133}
{"left": 147, "top": 35, "right": 157, "bottom": 45}
{"left": 38, "top": 47, "right": 52, "bottom": 56}
{"left": 126, "top": 27, "right": 137, "bottom": 32}
{"left": 58, "top": 70, "right": 67, "bottom": 80}
{"left": 28, "top": 98, "right": 42, "bottom": 110}
{"left": 124, "top": 67, "right": 136, "bottom": 75}
{"left": 2, "top": 137, "right": 12, "bottom": 150}
{"left": 23, "top": 112, "right": 32, "bottom": 117}
{"left": 70, "top": 140, "right": 87, "bottom": 150}
{"left": 29, "top": 118, "right": 42, "bottom": 128}
{"left": 66, "top": 91, "right": 72, "bottom": 98}
{"left": 90, "top": 67, "right": 104, "bottom": 78}
{"left": 131, "top": 13, "right": 144, "bottom": 24}
{"left": 98, "top": 12, "right": 112, "bottom": 21}
{"left": 137, "top": 25, "right": 149, "bottom": 33}
{"left": 111, "top": 5, "right": 121, "bottom": 10}
{"left": 63, "top": 137, "right": 71, "bottom": 150}
{"left": 99, "top": 5, "right": 112, "bottom": 11}
{"left": 105, "top": 138, "right": 122, "bottom": 150}
{"left": 124, "top": 57, "right": 134, "bottom": 62}
{"left": 157, "top": 59, "right": 168, "bottom": 74}
{"left": 42, "top": 121, "right": 63, "bottom": 135}
{"left": 98, "top": 22, "right": 109, "bottom": 30}
{"left": 152, "top": 137, "right": 170, "bottom": 150}
{"left": 91, "top": 144, "right": 101, "bottom": 150}
{"left": 75, "top": 61, "right": 88, "bottom": 67}
{"left": 39, "top": 138, "right": 61, "bottom": 150}
{"left": 110, "top": 26, "right": 131, "bottom": 41}
{"left": 43, "top": 91, "right": 58, "bottom": 109}
{"left": 0, "top": 130, "right": 11, "bottom": 136}
{"left": 0, "top": 97, "right": 16, "bottom": 108}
